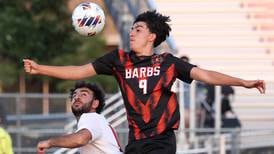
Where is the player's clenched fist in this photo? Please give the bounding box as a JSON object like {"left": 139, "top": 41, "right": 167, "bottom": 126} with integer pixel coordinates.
{"left": 23, "top": 59, "right": 39, "bottom": 74}
{"left": 37, "top": 140, "right": 51, "bottom": 154}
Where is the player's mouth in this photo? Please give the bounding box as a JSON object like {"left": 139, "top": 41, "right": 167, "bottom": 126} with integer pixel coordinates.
{"left": 73, "top": 101, "right": 82, "bottom": 106}
{"left": 130, "top": 39, "right": 135, "bottom": 45}
{"left": 130, "top": 37, "right": 135, "bottom": 42}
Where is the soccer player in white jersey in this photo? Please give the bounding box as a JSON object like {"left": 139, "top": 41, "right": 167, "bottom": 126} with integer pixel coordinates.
{"left": 37, "top": 81, "right": 122, "bottom": 154}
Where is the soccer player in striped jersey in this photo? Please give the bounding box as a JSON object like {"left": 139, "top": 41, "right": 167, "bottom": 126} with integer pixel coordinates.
{"left": 24, "top": 10, "right": 265, "bottom": 154}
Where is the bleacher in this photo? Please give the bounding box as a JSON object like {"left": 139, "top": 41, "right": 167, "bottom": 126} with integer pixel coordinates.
{"left": 155, "top": 0, "right": 274, "bottom": 131}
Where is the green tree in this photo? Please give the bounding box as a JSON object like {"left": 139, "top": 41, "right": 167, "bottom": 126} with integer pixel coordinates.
{"left": 0, "top": 0, "right": 117, "bottom": 93}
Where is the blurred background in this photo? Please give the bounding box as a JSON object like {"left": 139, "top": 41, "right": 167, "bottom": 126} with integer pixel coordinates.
{"left": 0, "top": 0, "right": 274, "bottom": 153}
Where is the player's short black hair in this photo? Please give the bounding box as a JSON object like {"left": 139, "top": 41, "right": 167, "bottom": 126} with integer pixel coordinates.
{"left": 180, "top": 55, "right": 190, "bottom": 62}
{"left": 134, "top": 10, "right": 171, "bottom": 47}
{"left": 70, "top": 81, "right": 105, "bottom": 114}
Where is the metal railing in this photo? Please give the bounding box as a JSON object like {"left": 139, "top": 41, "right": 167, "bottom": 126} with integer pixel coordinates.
{"left": 1, "top": 81, "right": 274, "bottom": 153}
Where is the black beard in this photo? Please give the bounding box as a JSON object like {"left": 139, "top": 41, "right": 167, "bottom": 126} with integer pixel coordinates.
{"left": 71, "top": 101, "right": 92, "bottom": 117}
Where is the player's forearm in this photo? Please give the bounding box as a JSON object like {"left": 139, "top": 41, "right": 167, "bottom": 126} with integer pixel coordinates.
{"left": 202, "top": 70, "right": 245, "bottom": 86}
{"left": 192, "top": 68, "right": 245, "bottom": 86}
{"left": 37, "top": 64, "right": 94, "bottom": 80}
{"left": 47, "top": 135, "right": 86, "bottom": 148}
{"left": 37, "top": 65, "right": 81, "bottom": 79}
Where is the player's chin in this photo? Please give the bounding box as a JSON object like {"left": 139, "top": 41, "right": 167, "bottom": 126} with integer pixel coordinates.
{"left": 129, "top": 43, "right": 134, "bottom": 49}
{"left": 129, "top": 44, "right": 138, "bottom": 52}
{"left": 72, "top": 104, "right": 82, "bottom": 109}
{"left": 37, "top": 149, "right": 45, "bottom": 154}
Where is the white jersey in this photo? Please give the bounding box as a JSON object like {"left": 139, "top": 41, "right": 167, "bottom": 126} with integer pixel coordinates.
{"left": 77, "top": 113, "right": 123, "bottom": 154}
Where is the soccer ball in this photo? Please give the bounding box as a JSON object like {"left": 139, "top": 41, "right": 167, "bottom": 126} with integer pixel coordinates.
{"left": 72, "top": 2, "right": 105, "bottom": 36}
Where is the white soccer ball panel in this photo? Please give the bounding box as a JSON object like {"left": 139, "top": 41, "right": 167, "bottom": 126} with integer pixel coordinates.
{"left": 72, "top": 2, "right": 105, "bottom": 36}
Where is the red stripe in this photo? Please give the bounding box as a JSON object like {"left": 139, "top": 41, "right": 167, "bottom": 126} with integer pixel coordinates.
{"left": 138, "top": 100, "right": 150, "bottom": 123}
{"left": 79, "top": 17, "right": 87, "bottom": 27}
{"left": 92, "top": 16, "right": 100, "bottom": 26}
{"left": 118, "top": 49, "right": 125, "bottom": 64}
{"left": 156, "top": 111, "right": 167, "bottom": 133}
{"left": 172, "top": 120, "right": 180, "bottom": 129}
{"left": 125, "top": 84, "right": 140, "bottom": 112}
{"left": 167, "top": 94, "right": 177, "bottom": 120}
{"left": 130, "top": 118, "right": 144, "bottom": 140}
{"left": 118, "top": 49, "right": 133, "bottom": 67}
{"left": 149, "top": 64, "right": 175, "bottom": 109}
{"left": 109, "top": 125, "right": 123, "bottom": 152}
{"left": 115, "top": 72, "right": 125, "bottom": 94}
{"left": 156, "top": 93, "right": 177, "bottom": 134}
{"left": 164, "top": 64, "right": 176, "bottom": 87}
{"left": 150, "top": 80, "right": 163, "bottom": 109}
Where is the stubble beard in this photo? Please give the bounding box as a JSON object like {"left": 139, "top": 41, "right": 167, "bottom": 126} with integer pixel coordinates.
{"left": 71, "top": 101, "right": 92, "bottom": 117}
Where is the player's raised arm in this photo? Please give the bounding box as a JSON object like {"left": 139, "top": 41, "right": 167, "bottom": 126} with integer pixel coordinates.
{"left": 37, "top": 128, "right": 92, "bottom": 153}
{"left": 190, "top": 67, "right": 265, "bottom": 94}
{"left": 23, "top": 59, "right": 96, "bottom": 80}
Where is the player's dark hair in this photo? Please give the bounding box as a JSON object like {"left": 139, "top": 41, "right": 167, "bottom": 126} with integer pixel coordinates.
{"left": 70, "top": 81, "right": 105, "bottom": 114}
{"left": 180, "top": 55, "right": 190, "bottom": 63}
{"left": 134, "top": 10, "right": 171, "bottom": 47}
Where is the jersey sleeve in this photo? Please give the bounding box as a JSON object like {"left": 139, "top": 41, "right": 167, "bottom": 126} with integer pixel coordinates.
{"left": 77, "top": 113, "right": 102, "bottom": 141}
{"left": 92, "top": 49, "right": 118, "bottom": 75}
{"left": 170, "top": 54, "right": 196, "bottom": 83}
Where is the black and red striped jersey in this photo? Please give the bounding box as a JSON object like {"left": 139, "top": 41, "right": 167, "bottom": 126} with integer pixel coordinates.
{"left": 92, "top": 49, "right": 196, "bottom": 142}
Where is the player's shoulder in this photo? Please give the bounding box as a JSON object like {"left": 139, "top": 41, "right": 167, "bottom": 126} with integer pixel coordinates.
{"left": 81, "top": 112, "right": 101, "bottom": 119}
{"left": 107, "top": 48, "right": 130, "bottom": 58}
{"left": 158, "top": 52, "right": 178, "bottom": 60}
{"left": 103, "top": 48, "right": 119, "bottom": 55}
{"left": 99, "top": 48, "right": 121, "bottom": 61}
{"left": 158, "top": 51, "right": 174, "bottom": 56}
{"left": 82, "top": 113, "right": 108, "bottom": 124}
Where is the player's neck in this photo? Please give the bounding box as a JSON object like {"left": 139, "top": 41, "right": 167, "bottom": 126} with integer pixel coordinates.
{"left": 134, "top": 47, "right": 154, "bottom": 57}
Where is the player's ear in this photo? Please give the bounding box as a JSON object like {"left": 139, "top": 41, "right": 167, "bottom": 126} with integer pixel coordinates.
{"left": 92, "top": 99, "right": 99, "bottom": 109}
{"left": 148, "top": 33, "right": 156, "bottom": 42}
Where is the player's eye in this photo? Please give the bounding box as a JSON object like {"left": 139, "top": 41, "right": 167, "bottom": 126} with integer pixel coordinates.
{"left": 81, "top": 92, "right": 88, "bottom": 97}
{"left": 72, "top": 94, "right": 76, "bottom": 98}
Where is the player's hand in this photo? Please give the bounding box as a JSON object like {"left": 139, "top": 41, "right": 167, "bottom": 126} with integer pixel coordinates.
{"left": 37, "top": 140, "right": 50, "bottom": 154}
{"left": 23, "top": 59, "right": 39, "bottom": 74}
{"left": 243, "top": 79, "right": 265, "bottom": 94}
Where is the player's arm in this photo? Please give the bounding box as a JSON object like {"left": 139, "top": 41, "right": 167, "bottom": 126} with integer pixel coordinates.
{"left": 190, "top": 67, "right": 265, "bottom": 94}
{"left": 37, "top": 128, "right": 91, "bottom": 153}
{"left": 23, "top": 59, "right": 96, "bottom": 80}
